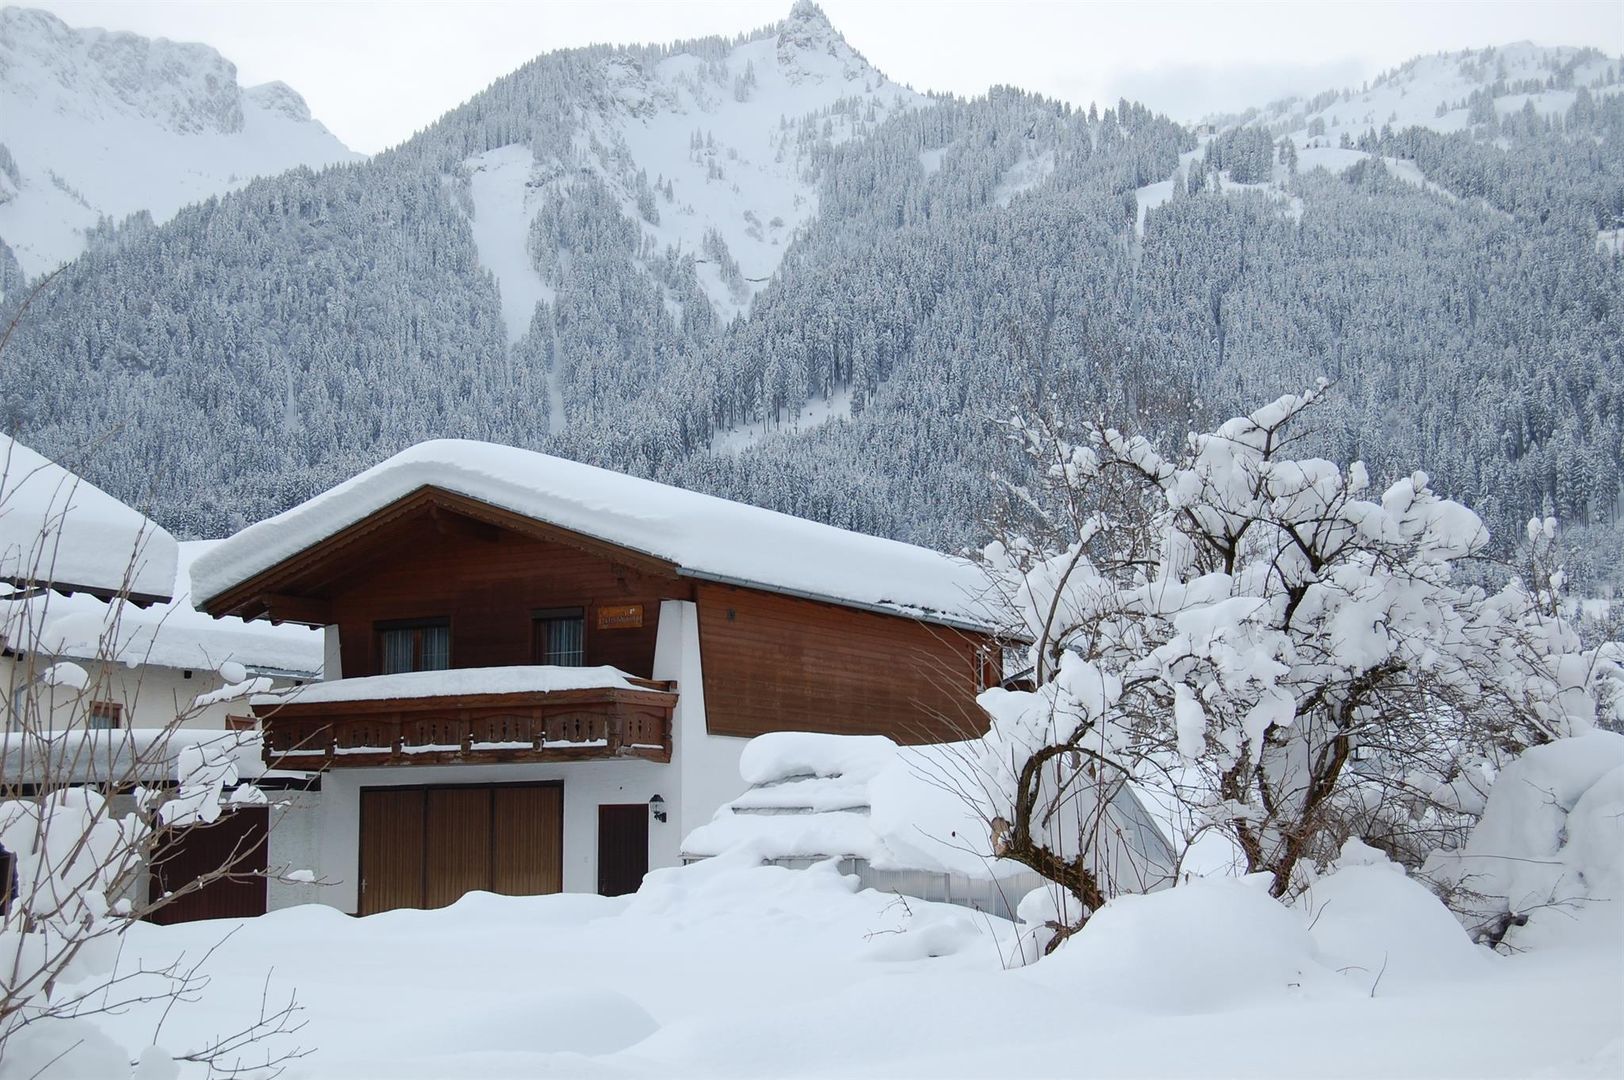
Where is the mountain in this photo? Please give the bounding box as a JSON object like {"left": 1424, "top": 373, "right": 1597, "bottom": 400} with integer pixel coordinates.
{"left": 2, "top": 6, "right": 1621, "bottom": 586}
{"left": 0, "top": 6, "right": 360, "bottom": 278}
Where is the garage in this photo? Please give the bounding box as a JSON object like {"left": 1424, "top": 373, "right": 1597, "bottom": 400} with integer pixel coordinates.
{"left": 358, "top": 783, "right": 562, "bottom": 915}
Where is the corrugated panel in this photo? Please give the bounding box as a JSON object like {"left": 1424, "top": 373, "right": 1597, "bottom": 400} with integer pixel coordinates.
{"left": 491, "top": 785, "right": 562, "bottom": 896}
{"left": 359, "top": 788, "right": 425, "bottom": 915}
{"left": 424, "top": 787, "right": 492, "bottom": 908}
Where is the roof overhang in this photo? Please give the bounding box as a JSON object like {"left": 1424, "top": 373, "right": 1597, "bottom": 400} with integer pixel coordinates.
{"left": 198, "top": 485, "right": 680, "bottom": 624}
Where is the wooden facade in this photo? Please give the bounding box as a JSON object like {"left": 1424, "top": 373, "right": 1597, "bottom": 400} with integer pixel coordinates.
{"left": 695, "top": 582, "right": 992, "bottom": 744}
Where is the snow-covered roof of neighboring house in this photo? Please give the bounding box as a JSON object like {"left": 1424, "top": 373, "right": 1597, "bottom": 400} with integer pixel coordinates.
{"left": 0, "top": 727, "right": 265, "bottom": 786}
{"left": 192, "top": 440, "right": 996, "bottom": 630}
{"left": 4, "top": 540, "right": 322, "bottom": 676}
{"left": 0, "top": 434, "right": 178, "bottom": 603}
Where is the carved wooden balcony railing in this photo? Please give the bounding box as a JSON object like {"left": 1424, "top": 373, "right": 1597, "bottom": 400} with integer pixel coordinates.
{"left": 253, "top": 680, "right": 677, "bottom": 770}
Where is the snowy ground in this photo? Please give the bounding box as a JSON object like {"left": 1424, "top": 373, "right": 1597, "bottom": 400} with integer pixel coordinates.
{"left": 47, "top": 852, "right": 1624, "bottom": 1079}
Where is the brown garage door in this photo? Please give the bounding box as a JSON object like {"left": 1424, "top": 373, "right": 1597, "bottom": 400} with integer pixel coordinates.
{"left": 359, "top": 783, "right": 562, "bottom": 915}
{"left": 147, "top": 806, "right": 269, "bottom": 924}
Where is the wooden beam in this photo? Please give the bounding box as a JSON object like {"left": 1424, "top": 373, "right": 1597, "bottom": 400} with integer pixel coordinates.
{"left": 257, "top": 593, "right": 332, "bottom": 626}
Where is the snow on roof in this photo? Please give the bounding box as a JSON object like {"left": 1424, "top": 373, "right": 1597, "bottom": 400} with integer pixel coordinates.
{"left": 4, "top": 540, "right": 322, "bottom": 676}
{"left": 253, "top": 664, "right": 661, "bottom": 706}
{"left": 0, "top": 727, "right": 265, "bottom": 786}
{"left": 683, "top": 732, "right": 1033, "bottom": 881}
{"left": 0, "top": 434, "right": 178, "bottom": 601}
{"left": 192, "top": 440, "right": 995, "bottom": 629}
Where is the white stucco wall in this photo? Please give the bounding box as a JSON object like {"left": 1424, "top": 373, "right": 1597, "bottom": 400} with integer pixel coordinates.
{"left": 3, "top": 653, "right": 308, "bottom": 732}
{"left": 654, "top": 599, "right": 747, "bottom": 858}
{"left": 265, "top": 787, "right": 325, "bottom": 909}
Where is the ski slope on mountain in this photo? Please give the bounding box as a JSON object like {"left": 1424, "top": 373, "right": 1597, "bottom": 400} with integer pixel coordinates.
{"left": 461, "top": 2, "right": 922, "bottom": 330}
{"left": 0, "top": 7, "right": 359, "bottom": 278}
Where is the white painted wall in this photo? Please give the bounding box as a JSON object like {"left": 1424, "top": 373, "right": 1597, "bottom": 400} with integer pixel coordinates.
{"left": 3, "top": 651, "right": 309, "bottom": 732}
{"left": 265, "top": 788, "right": 325, "bottom": 909}
{"left": 654, "top": 599, "right": 747, "bottom": 858}
{"left": 3, "top": 649, "right": 310, "bottom": 734}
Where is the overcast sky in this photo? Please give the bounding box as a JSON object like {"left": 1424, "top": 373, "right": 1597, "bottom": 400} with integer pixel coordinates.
{"left": 30, "top": 0, "right": 1624, "bottom": 154}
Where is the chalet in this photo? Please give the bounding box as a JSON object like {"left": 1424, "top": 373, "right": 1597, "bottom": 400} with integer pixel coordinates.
{"left": 192, "top": 440, "right": 999, "bottom": 915}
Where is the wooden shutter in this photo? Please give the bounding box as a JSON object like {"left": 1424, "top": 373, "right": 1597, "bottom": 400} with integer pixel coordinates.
{"left": 359, "top": 788, "right": 426, "bottom": 915}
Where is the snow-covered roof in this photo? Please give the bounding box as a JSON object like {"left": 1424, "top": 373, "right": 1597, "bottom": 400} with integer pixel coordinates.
{"left": 4, "top": 540, "right": 322, "bottom": 676}
{"left": 193, "top": 440, "right": 995, "bottom": 630}
{"left": 0, "top": 433, "right": 178, "bottom": 602}
{"left": 684, "top": 731, "right": 1176, "bottom": 889}
{"left": 684, "top": 732, "right": 1034, "bottom": 880}
{"left": 253, "top": 665, "right": 661, "bottom": 707}
{"left": 0, "top": 727, "right": 265, "bottom": 786}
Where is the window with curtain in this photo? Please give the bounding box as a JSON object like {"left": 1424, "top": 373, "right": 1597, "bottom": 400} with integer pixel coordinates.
{"left": 534, "top": 610, "right": 585, "bottom": 667}
{"left": 88, "top": 701, "right": 122, "bottom": 729}
{"left": 377, "top": 620, "right": 451, "bottom": 674}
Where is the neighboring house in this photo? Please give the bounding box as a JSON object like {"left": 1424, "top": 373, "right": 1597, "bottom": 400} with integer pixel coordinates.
{"left": 10, "top": 541, "right": 322, "bottom": 731}
{"left": 2, "top": 432, "right": 179, "bottom": 729}
{"left": 0, "top": 435, "right": 321, "bottom": 924}
{"left": 192, "top": 440, "right": 999, "bottom": 915}
{"left": 1, "top": 430, "right": 321, "bottom": 730}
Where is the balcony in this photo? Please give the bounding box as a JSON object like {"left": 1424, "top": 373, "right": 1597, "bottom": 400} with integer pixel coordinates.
{"left": 251, "top": 666, "right": 676, "bottom": 770}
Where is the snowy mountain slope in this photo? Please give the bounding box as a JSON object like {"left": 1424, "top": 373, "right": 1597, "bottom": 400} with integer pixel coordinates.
{"left": 1234, "top": 42, "right": 1621, "bottom": 140}
{"left": 0, "top": 6, "right": 360, "bottom": 277}
{"left": 460, "top": 1, "right": 922, "bottom": 332}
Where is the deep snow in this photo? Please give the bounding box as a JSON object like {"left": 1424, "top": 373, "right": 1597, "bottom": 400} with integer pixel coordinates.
{"left": 22, "top": 851, "right": 1620, "bottom": 1079}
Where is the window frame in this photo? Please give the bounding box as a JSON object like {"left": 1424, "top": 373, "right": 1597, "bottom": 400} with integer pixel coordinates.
{"left": 374, "top": 617, "right": 452, "bottom": 675}
{"left": 88, "top": 700, "right": 123, "bottom": 730}
{"left": 532, "top": 607, "right": 587, "bottom": 668}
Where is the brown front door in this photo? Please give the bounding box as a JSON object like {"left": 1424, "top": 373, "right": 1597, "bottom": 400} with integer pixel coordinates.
{"left": 597, "top": 804, "right": 649, "bottom": 897}
{"left": 147, "top": 806, "right": 269, "bottom": 924}
{"left": 359, "top": 783, "right": 562, "bottom": 915}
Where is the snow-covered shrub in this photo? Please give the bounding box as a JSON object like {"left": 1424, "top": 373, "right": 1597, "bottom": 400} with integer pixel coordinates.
{"left": 978, "top": 386, "right": 1624, "bottom": 939}
{"left": 1422, "top": 730, "right": 1624, "bottom": 948}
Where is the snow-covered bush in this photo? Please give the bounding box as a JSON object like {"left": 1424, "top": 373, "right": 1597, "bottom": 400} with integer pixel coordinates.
{"left": 1422, "top": 730, "right": 1624, "bottom": 948}
{"left": 977, "top": 386, "right": 1624, "bottom": 940}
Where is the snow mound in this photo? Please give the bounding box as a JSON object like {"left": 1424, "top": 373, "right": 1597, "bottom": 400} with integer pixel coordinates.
{"left": 1423, "top": 730, "right": 1624, "bottom": 948}
{"left": 1038, "top": 877, "right": 1346, "bottom": 1013}
{"left": 1302, "top": 861, "right": 1487, "bottom": 988}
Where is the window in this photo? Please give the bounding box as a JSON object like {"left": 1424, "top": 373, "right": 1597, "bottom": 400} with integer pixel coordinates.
{"left": 534, "top": 609, "right": 585, "bottom": 667}
{"left": 377, "top": 619, "right": 451, "bottom": 674}
{"left": 88, "top": 701, "right": 122, "bottom": 730}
